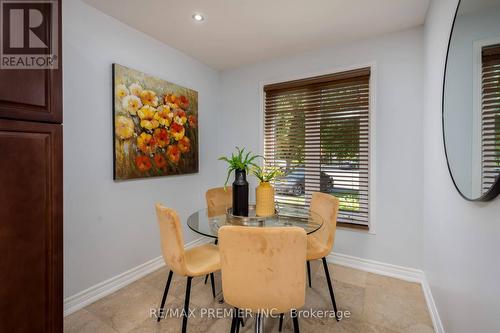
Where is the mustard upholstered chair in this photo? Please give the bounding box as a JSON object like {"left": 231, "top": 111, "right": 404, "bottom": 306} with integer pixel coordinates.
{"left": 219, "top": 226, "right": 307, "bottom": 333}
{"left": 203, "top": 187, "right": 232, "bottom": 285}
{"left": 306, "top": 192, "right": 340, "bottom": 321}
{"left": 155, "top": 203, "right": 221, "bottom": 333}
{"left": 206, "top": 186, "right": 232, "bottom": 217}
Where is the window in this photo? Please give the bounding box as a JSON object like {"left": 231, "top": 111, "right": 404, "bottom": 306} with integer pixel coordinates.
{"left": 263, "top": 68, "right": 371, "bottom": 229}
{"left": 481, "top": 44, "right": 500, "bottom": 193}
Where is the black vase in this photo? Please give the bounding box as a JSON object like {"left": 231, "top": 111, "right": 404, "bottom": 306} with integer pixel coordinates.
{"left": 232, "top": 169, "right": 249, "bottom": 216}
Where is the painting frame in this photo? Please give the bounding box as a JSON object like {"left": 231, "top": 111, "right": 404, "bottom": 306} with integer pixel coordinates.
{"left": 112, "top": 63, "right": 199, "bottom": 181}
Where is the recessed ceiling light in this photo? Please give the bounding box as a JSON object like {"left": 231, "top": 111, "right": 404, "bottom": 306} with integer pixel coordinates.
{"left": 192, "top": 13, "right": 205, "bottom": 22}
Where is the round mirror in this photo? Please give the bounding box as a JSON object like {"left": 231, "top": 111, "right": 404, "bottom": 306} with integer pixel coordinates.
{"left": 443, "top": 0, "right": 500, "bottom": 201}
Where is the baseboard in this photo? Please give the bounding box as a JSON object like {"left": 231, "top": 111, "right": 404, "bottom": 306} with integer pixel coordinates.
{"left": 421, "top": 274, "right": 445, "bottom": 333}
{"left": 326, "top": 252, "right": 424, "bottom": 283}
{"left": 326, "top": 252, "right": 444, "bottom": 333}
{"left": 63, "top": 236, "right": 211, "bottom": 317}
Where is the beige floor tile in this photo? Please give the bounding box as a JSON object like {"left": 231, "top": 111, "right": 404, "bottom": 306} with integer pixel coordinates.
{"left": 332, "top": 264, "right": 368, "bottom": 288}
{"left": 85, "top": 280, "right": 175, "bottom": 333}
{"left": 362, "top": 286, "right": 433, "bottom": 332}
{"left": 64, "top": 309, "right": 118, "bottom": 333}
{"left": 361, "top": 322, "right": 399, "bottom": 333}
{"left": 402, "top": 323, "right": 435, "bottom": 333}
{"left": 67, "top": 262, "right": 434, "bottom": 333}
{"left": 366, "top": 273, "right": 423, "bottom": 299}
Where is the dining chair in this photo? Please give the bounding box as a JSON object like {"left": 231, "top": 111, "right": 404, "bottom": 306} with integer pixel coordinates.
{"left": 155, "top": 203, "right": 221, "bottom": 333}
{"left": 203, "top": 187, "right": 232, "bottom": 285}
{"left": 305, "top": 192, "right": 340, "bottom": 321}
{"left": 219, "top": 226, "right": 307, "bottom": 333}
{"left": 206, "top": 186, "right": 232, "bottom": 217}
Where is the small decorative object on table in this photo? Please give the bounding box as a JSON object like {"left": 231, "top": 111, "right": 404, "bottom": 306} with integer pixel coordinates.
{"left": 252, "top": 165, "right": 285, "bottom": 217}
{"left": 219, "top": 147, "right": 261, "bottom": 216}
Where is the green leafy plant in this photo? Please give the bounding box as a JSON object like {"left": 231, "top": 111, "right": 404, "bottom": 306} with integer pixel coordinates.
{"left": 219, "top": 147, "right": 261, "bottom": 187}
{"left": 252, "top": 165, "right": 285, "bottom": 183}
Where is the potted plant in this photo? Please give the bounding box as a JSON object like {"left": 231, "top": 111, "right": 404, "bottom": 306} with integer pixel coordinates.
{"left": 219, "top": 147, "right": 261, "bottom": 216}
{"left": 252, "top": 165, "right": 285, "bottom": 217}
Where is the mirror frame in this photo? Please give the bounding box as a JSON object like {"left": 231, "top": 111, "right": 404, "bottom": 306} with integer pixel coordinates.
{"left": 442, "top": 0, "right": 500, "bottom": 201}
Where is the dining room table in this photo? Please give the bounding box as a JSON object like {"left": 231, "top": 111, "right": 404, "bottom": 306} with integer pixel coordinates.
{"left": 186, "top": 204, "right": 324, "bottom": 332}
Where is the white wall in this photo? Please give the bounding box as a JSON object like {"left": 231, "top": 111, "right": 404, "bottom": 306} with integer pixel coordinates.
{"left": 63, "top": 0, "right": 221, "bottom": 298}
{"left": 423, "top": 0, "right": 500, "bottom": 332}
{"left": 218, "top": 28, "right": 425, "bottom": 269}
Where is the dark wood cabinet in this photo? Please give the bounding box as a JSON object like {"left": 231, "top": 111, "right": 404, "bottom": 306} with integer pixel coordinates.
{"left": 0, "top": 120, "right": 62, "bottom": 332}
{"left": 0, "top": 1, "right": 62, "bottom": 331}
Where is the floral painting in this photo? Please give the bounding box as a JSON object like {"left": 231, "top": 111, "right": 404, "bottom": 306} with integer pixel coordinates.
{"left": 113, "top": 64, "right": 198, "bottom": 180}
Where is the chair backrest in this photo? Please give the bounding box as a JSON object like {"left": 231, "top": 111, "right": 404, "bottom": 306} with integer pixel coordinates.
{"left": 206, "top": 187, "right": 232, "bottom": 217}
{"left": 310, "top": 192, "right": 340, "bottom": 252}
{"left": 219, "top": 226, "right": 307, "bottom": 314}
{"left": 155, "top": 203, "right": 188, "bottom": 276}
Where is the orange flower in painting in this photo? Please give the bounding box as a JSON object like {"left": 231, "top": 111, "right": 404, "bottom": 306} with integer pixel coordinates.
{"left": 178, "top": 95, "right": 189, "bottom": 109}
{"left": 153, "top": 128, "right": 170, "bottom": 148}
{"left": 167, "top": 145, "right": 181, "bottom": 164}
{"left": 165, "top": 93, "right": 177, "bottom": 104}
{"left": 137, "top": 132, "right": 156, "bottom": 153}
{"left": 153, "top": 154, "right": 167, "bottom": 168}
{"left": 178, "top": 136, "right": 191, "bottom": 153}
{"left": 173, "top": 109, "right": 187, "bottom": 125}
{"left": 188, "top": 115, "right": 197, "bottom": 128}
{"left": 170, "top": 122, "right": 185, "bottom": 141}
{"left": 135, "top": 155, "right": 152, "bottom": 172}
{"left": 140, "top": 90, "right": 159, "bottom": 107}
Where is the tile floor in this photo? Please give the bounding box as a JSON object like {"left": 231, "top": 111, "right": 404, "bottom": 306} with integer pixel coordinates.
{"left": 64, "top": 261, "right": 434, "bottom": 333}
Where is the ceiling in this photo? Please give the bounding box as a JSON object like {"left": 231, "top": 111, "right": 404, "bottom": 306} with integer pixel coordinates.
{"left": 84, "top": 0, "right": 431, "bottom": 70}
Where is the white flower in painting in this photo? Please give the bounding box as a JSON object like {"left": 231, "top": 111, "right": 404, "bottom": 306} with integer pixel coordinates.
{"left": 115, "top": 84, "right": 129, "bottom": 99}
{"left": 122, "top": 95, "right": 142, "bottom": 115}
{"left": 129, "top": 83, "right": 143, "bottom": 96}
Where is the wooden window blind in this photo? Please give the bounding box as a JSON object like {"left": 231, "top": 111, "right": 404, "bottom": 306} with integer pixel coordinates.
{"left": 481, "top": 44, "right": 500, "bottom": 193}
{"left": 264, "top": 68, "right": 370, "bottom": 228}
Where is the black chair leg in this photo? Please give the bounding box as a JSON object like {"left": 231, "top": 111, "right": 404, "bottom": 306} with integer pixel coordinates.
{"left": 205, "top": 238, "right": 218, "bottom": 284}
{"left": 292, "top": 310, "right": 300, "bottom": 333}
{"left": 307, "top": 261, "right": 312, "bottom": 288}
{"left": 182, "top": 277, "right": 193, "bottom": 333}
{"left": 230, "top": 307, "right": 238, "bottom": 333}
{"left": 210, "top": 272, "right": 216, "bottom": 298}
{"left": 157, "top": 270, "right": 173, "bottom": 322}
{"left": 279, "top": 313, "right": 284, "bottom": 332}
{"left": 321, "top": 257, "right": 339, "bottom": 321}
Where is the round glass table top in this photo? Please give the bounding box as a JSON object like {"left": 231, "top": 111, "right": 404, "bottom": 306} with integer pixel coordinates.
{"left": 187, "top": 204, "right": 324, "bottom": 238}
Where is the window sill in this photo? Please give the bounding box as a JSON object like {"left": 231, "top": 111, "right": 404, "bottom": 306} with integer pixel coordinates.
{"left": 337, "top": 222, "right": 370, "bottom": 232}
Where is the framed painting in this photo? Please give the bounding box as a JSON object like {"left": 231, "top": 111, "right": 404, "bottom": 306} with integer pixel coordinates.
{"left": 112, "top": 64, "right": 198, "bottom": 180}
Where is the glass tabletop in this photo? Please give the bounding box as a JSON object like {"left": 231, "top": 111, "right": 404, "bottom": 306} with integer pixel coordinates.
{"left": 187, "top": 204, "right": 324, "bottom": 238}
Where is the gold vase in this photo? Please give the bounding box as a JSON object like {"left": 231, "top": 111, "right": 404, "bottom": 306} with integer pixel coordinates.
{"left": 256, "top": 182, "right": 275, "bottom": 217}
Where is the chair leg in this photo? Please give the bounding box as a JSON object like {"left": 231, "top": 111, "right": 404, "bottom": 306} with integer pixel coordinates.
{"left": 235, "top": 310, "right": 240, "bottom": 333}
{"left": 182, "top": 277, "right": 193, "bottom": 333}
{"left": 292, "top": 310, "right": 300, "bottom": 333}
{"left": 321, "top": 257, "right": 339, "bottom": 321}
{"left": 307, "top": 261, "right": 312, "bottom": 288}
{"left": 230, "top": 308, "right": 237, "bottom": 333}
{"left": 210, "top": 272, "right": 216, "bottom": 298}
{"left": 205, "top": 238, "right": 218, "bottom": 284}
{"left": 278, "top": 313, "right": 284, "bottom": 332}
{"left": 157, "top": 270, "right": 173, "bottom": 322}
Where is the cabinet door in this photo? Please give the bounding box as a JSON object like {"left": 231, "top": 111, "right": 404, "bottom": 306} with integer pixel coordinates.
{"left": 0, "top": 0, "right": 62, "bottom": 123}
{"left": 0, "top": 119, "right": 62, "bottom": 332}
